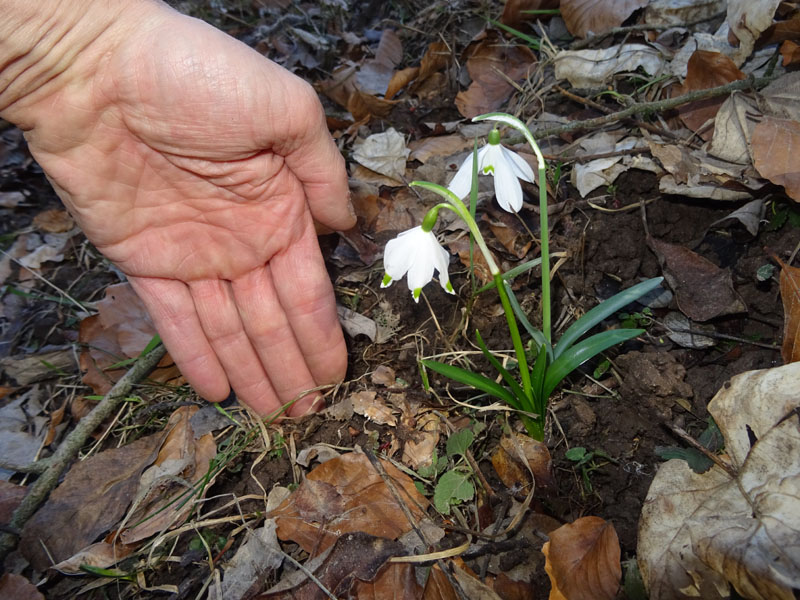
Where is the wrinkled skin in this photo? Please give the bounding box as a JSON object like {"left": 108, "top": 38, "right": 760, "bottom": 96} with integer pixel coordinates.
{"left": 10, "top": 4, "right": 355, "bottom": 415}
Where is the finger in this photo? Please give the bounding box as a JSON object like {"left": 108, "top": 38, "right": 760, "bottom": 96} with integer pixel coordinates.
{"left": 188, "top": 278, "right": 282, "bottom": 416}
{"left": 268, "top": 217, "right": 349, "bottom": 388}
{"left": 280, "top": 82, "right": 355, "bottom": 232}
{"left": 232, "top": 265, "right": 324, "bottom": 417}
{"left": 127, "top": 276, "right": 230, "bottom": 402}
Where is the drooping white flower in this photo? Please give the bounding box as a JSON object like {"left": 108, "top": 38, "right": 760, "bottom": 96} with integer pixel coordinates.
{"left": 448, "top": 130, "right": 535, "bottom": 213}
{"left": 381, "top": 226, "right": 455, "bottom": 302}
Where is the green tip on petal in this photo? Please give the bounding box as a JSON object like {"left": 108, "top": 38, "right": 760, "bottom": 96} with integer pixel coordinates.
{"left": 381, "top": 273, "right": 393, "bottom": 287}
{"left": 413, "top": 288, "right": 422, "bottom": 301}
{"left": 446, "top": 281, "right": 454, "bottom": 293}
{"left": 483, "top": 165, "right": 495, "bottom": 175}
{"left": 488, "top": 128, "right": 501, "bottom": 145}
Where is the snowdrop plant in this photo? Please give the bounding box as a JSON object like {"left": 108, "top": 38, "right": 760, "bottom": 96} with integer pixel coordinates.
{"left": 382, "top": 112, "right": 662, "bottom": 440}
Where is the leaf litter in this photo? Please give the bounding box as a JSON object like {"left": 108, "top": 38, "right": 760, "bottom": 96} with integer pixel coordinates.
{"left": 2, "top": 0, "right": 800, "bottom": 597}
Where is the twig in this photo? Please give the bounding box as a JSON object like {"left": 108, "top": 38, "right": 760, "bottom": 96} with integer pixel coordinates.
{"left": 569, "top": 11, "right": 727, "bottom": 50}
{"left": 0, "top": 343, "right": 167, "bottom": 560}
{"left": 508, "top": 75, "right": 778, "bottom": 142}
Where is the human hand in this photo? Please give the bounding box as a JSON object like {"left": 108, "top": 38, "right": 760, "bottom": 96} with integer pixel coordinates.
{"left": 4, "top": 2, "right": 355, "bottom": 415}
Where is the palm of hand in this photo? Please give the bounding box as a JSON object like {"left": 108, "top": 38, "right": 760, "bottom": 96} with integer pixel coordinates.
{"left": 23, "top": 9, "right": 354, "bottom": 415}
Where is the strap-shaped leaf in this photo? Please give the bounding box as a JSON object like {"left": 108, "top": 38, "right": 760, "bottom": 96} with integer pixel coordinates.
{"left": 475, "top": 330, "right": 530, "bottom": 410}
{"left": 544, "top": 329, "right": 643, "bottom": 399}
{"left": 421, "top": 359, "right": 520, "bottom": 409}
{"left": 530, "top": 342, "right": 548, "bottom": 413}
{"left": 503, "top": 281, "right": 553, "bottom": 360}
{"left": 476, "top": 257, "right": 543, "bottom": 294}
{"left": 553, "top": 277, "right": 663, "bottom": 359}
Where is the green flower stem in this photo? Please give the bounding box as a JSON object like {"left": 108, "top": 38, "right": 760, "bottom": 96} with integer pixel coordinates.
{"left": 473, "top": 112, "right": 552, "bottom": 343}
{"left": 493, "top": 272, "right": 533, "bottom": 404}
{"left": 538, "top": 165, "right": 551, "bottom": 343}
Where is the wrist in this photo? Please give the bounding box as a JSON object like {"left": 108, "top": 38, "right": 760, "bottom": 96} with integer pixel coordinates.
{"left": 0, "top": 0, "right": 163, "bottom": 128}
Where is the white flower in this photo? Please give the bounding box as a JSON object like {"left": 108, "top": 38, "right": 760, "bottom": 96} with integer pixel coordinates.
{"left": 448, "top": 137, "right": 535, "bottom": 213}
{"left": 381, "top": 226, "right": 455, "bottom": 302}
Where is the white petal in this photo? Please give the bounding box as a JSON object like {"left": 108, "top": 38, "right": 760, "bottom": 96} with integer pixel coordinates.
{"left": 502, "top": 146, "right": 535, "bottom": 183}
{"left": 493, "top": 155, "right": 523, "bottom": 213}
{"left": 431, "top": 241, "right": 453, "bottom": 293}
{"left": 447, "top": 152, "right": 475, "bottom": 199}
{"left": 383, "top": 227, "right": 420, "bottom": 280}
{"left": 406, "top": 243, "right": 436, "bottom": 292}
{"left": 480, "top": 144, "right": 503, "bottom": 173}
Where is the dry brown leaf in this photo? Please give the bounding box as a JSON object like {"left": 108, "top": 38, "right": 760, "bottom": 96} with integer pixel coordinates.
{"left": 647, "top": 236, "right": 746, "bottom": 321}
{"left": 0, "top": 574, "right": 44, "bottom": 600}
{"left": 352, "top": 562, "right": 422, "bottom": 599}
{"left": 727, "top": 0, "right": 782, "bottom": 64}
{"left": 777, "top": 259, "right": 800, "bottom": 363}
{"left": 272, "top": 453, "right": 428, "bottom": 554}
{"left": 759, "top": 11, "right": 800, "bottom": 46}
{"left": 678, "top": 50, "right": 745, "bottom": 139}
{"left": 491, "top": 432, "right": 554, "bottom": 492}
{"left": 485, "top": 209, "right": 533, "bottom": 259}
{"left": 414, "top": 41, "right": 451, "bottom": 89}
{"left": 449, "top": 235, "right": 495, "bottom": 285}
{"left": 638, "top": 362, "right": 800, "bottom": 600}
{"left": 0, "top": 480, "right": 26, "bottom": 524}
{"left": 352, "top": 128, "right": 409, "bottom": 182}
{"left": 402, "top": 412, "right": 441, "bottom": 470}
{"left": 501, "top": 0, "right": 560, "bottom": 28}
{"left": 386, "top": 66, "right": 419, "bottom": 100}
{"left": 350, "top": 391, "right": 397, "bottom": 426}
{"left": 543, "top": 516, "right": 621, "bottom": 600}
{"left": 32, "top": 208, "right": 74, "bottom": 233}
{"left": 751, "top": 116, "right": 800, "bottom": 201}
{"left": 20, "top": 424, "right": 169, "bottom": 570}
{"left": 408, "top": 135, "right": 473, "bottom": 164}
{"left": 260, "top": 532, "right": 406, "bottom": 599}
{"left": 561, "top": 0, "right": 649, "bottom": 38}
{"left": 370, "top": 365, "right": 396, "bottom": 386}
{"left": 780, "top": 40, "right": 800, "bottom": 66}
{"left": 455, "top": 30, "right": 536, "bottom": 119}
{"left": 356, "top": 30, "right": 403, "bottom": 96}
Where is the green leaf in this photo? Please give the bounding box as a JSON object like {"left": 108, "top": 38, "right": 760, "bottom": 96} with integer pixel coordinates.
{"left": 446, "top": 429, "right": 474, "bottom": 458}
{"left": 543, "top": 329, "right": 644, "bottom": 399}
{"left": 421, "top": 359, "right": 520, "bottom": 409}
{"left": 553, "top": 277, "right": 662, "bottom": 359}
{"left": 530, "top": 342, "right": 548, "bottom": 412}
{"left": 654, "top": 446, "right": 713, "bottom": 474}
{"left": 488, "top": 19, "right": 541, "bottom": 48}
{"left": 433, "top": 470, "right": 474, "bottom": 515}
{"left": 565, "top": 446, "right": 588, "bottom": 462}
{"left": 475, "top": 330, "right": 528, "bottom": 407}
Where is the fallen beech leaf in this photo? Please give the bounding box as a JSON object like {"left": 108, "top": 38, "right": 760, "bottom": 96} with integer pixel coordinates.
{"left": 272, "top": 453, "right": 428, "bottom": 554}
{"left": 20, "top": 424, "right": 168, "bottom": 570}
{"left": 352, "top": 128, "right": 409, "bottom": 182}
{"left": 777, "top": 260, "right": 800, "bottom": 363}
{"left": 638, "top": 362, "right": 800, "bottom": 600}
{"left": 260, "top": 532, "right": 405, "bottom": 599}
{"left": 0, "top": 574, "right": 44, "bottom": 600}
{"left": 543, "top": 516, "right": 621, "bottom": 600}
{"left": 554, "top": 44, "right": 664, "bottom": 88}
{"left": 353, "top": 562, "right": 422, "bottom": 599}
{"left": 356, "top": 30, "right": 403, "bottom": 96}
{"left": 727, "top": 0, "right": 782, "bottom": 64}
{"left": 780, "top": 40, "right": 800, "bottom": 66}
{"left": 561, "top": 0, "right": 649, "bottom": 38}
{"left": 491, "top": 432, "right": 554, "bottom": 491}
{"left": 449, "top": 235, "right": 494, "bottom": 285}
{"left": 414, "top": 41, "right": 451, "bottom": 90}
{"left": 402, "top": 413, "right": 441, "bottom": 470}
{"left": 710, "top": 92, "right": 760, "bottom": 164}
{"left": 350, "top": 390, "right": 397, "bottom": 426}
{"left": 679, "top": 50, "right": 745, "bottom": 139}
{"left": 751, "top": 116, "right": 800, "bottom": 201}
{"left": 212, "top": 521, "right": 284, "bottom": 600}
{"left": 0, "top": 480, "right": 26, "bottom": 523}
{"left": 647, "top": 236, "right": 746, "bottom": 321}
{"left": 707, "top": 198, "right": 765, "bottom": 236}
{"left": 386, "top": 65, "right": 419, "bottom": 99}
{"left": 455, "top": 30, "right": 536, "bottom": 119}
{"left": 32, "top": 208, "right": 74, "bottom": 233}
{"left": 408, "top": 134, "right": 473, "bottom": 164}
{"left": 338, "top": 305, "right": 378, "bottom": 342}
{"left": 759, "top": 11, "right": 800, "bottom": 46}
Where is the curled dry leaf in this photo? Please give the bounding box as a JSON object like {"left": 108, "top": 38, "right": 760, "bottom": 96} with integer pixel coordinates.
{"left": 561, "top": 0, "right": 649, "bottom": 38}
{"left": 777, "top": 259, "right": 800, "bottom": 363}
{"left": 751, "top": 116, "right": 800, "bottom": 201}
{"left": 32, "top": 208, "right": 74, "bottom": 233}
{"left": 272, "top": 453, "right": 428, "bottom": 555}
{"left": 352, "top": 128, "right": 409, "bottom": 183}
{"left": 0, "top": 574, "right": 43, "bottom": 600}
{"left": 638, "top": 362, "right": 800, "bottom": 600}
{"left": 727, "top": 0, "right": 783, "bottom": 65}
{"left": 491, "top": 432, "right": 554, "bottom": 492}
{"left": 647, "top": 236, "right": 746, "bottom": 321}
{"left": 780, "top": 40, "right": 800, "bottom": 66}
{"left": 542, "top": 516, "right": 622, "bottom": 600}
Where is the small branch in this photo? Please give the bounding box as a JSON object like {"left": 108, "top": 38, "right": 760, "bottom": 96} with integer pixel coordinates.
{"left": 569, "top": 11, "right": 727, "bottom": 50}
{"left": 668, "top": 424, "right": 736, "bottom": 478}
{"left": 509, "top": 75, "right": 777, "bottom": 142}
{"left": 0, "top": 344, "right": 167, "bottom": 560}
